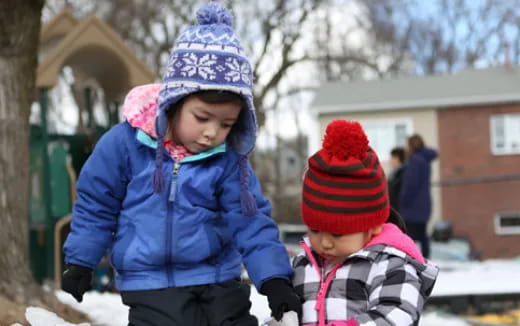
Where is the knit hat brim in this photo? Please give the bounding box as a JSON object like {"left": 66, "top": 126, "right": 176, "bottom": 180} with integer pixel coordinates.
{"left": 302, "top": 197, "right": 389, "bottom": 234}
{"left": 156, "top": 82, "right": 256, "bottom": 156}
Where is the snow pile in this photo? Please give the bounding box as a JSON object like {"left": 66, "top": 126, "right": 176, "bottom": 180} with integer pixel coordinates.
{"left": 55, "top": 291, "right": 128, "bottom": 326}
{"left": 25, "top": 307, "right": 89, "bottom": 326}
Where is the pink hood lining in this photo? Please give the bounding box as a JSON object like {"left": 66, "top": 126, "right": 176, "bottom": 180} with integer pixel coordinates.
{"left": 364, "top": 223, "right": 425, "bottom": 264}
{"left": 122, "top": 84, "right": 162, "bottom": 138}
{"left": 121, "top": 84, "right": 193, "bottom": 161}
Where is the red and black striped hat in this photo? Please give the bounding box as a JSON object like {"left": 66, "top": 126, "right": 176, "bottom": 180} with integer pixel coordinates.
{"left": 301, "top": 120, "right": 389, "bottom": 234}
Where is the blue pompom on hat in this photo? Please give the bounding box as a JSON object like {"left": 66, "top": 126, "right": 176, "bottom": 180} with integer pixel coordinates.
{"left": 154, "top": 2, "right": 258, "bottom": 216}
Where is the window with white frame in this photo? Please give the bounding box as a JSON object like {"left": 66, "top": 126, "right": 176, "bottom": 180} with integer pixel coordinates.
{"left": 494, "top": 212, "right": 520, "bottom": 235}
{"left": 360, "top": 119, "right": 413, "bottom": 162}
{"left": 490, "top": 113, "right": 520, "bottom": 155}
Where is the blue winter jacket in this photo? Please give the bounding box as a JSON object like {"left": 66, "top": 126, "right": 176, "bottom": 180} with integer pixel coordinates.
{"left": 63, "top": 122, "right": 292, "bottom": 291}
{"left": 399, "top": 148, "right": 438, "bottom": 224}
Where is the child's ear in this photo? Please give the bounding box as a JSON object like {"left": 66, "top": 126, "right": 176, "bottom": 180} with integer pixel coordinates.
{"left": 372, "top": 225, "right": 383, "bottom": 236}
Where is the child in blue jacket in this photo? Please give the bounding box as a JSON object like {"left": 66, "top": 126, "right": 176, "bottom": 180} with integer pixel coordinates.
{"left": 62, "top": 3, "right": 300, "bottom": 325}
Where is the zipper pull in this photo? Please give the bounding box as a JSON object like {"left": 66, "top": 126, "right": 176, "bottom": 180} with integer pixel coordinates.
{"left": 172, "top": 161, "right": 180, "bottom": 175}
{"left": 169, "top": 161, "right": 181, "bottom": 202}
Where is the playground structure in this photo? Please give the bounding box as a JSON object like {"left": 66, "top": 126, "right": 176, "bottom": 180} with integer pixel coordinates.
{"left": 30, "top": 7, "right": 155, "bottom": 285}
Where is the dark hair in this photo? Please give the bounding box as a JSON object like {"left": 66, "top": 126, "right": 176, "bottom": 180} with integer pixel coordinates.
{"left": 387, "top": 207, "right": 408, "bottom": 234}
{"left": 407, "top": 134, "right": 425, "bottom": 154}
{"left": 166, "top": 90, "right": 245, "bottom": 120}
{"left": 390, "top": 147, "right": 405, "bottom": 163}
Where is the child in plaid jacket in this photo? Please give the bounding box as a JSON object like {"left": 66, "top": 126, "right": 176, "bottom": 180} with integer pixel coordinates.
{"left": 293, "top": 120, "right": 438, "bottom": 326}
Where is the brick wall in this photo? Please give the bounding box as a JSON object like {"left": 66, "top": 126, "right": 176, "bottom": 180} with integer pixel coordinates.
{"left": 438, "top": 103, "right": 520, "bottom": 259}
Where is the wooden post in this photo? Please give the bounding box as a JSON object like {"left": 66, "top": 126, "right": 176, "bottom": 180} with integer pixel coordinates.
{"left": 54, "top": 156, "right": 77, "bottom": 288}
{"left": 54, "top": 214, "right": 71, "bottom": 289}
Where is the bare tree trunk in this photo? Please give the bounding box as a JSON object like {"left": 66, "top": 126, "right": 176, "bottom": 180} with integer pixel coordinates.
{"left": 0, "top": 0, "right": 45, "bottom": 304}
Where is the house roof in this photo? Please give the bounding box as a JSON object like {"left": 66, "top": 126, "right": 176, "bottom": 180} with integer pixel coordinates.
{"left": 312, "top": 66, "right": 520, "bottom": 114}
{"left": 37, "top": 9, "right": 156, "bottom": 101}
{"left": 40, "top": 7, "right": 79, "bottom": 44}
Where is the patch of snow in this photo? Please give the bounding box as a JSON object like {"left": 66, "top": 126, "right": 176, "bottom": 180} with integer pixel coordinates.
{"left": 419, "top": 311, "right": 469, "bottom": 326}
{"left": 24, "top": 307, "right": 89, "bottom": 326}
{"left": 431, "top": 259, "right": 520, "bottom": 296}
{"left": 56, "top": 291, "right": 127, "bottom": 326}
{"left": 264, "top": 311, "right": 299, "bottom": 326}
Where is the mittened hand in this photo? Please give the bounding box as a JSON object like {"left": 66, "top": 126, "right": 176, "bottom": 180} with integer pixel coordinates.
{"left": 61, "top": 264, "right": 93, "bottom": 302}
{"left": 261, "top": 278, "right": 302, "bottom": 321}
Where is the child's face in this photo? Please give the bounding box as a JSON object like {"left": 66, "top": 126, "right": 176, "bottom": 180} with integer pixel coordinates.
{"left": 389, "top": 155, "right": 402, "bottom": 169}
{"left": 171, "top": 96, "right": 241, "bottom": 153}
{"left": 307, "top": 226, "right": 382, "bottom": 264}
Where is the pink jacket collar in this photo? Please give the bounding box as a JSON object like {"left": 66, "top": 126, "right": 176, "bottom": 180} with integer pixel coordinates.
{"left": 365, "top": 223, "right": 425, "bottom": 264}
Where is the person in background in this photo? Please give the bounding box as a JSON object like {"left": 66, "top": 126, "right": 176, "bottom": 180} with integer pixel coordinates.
{"left": 399, "top": 134, "right": 438, "bottom": 259}
{"left": 61, "top": 3, "right": 300, "bottom": 325}
{"left": 387, "top": 147, "right": 406, "bottom": 213}
{"left": 292, "top": 120, "right": 438, "bottom": 326}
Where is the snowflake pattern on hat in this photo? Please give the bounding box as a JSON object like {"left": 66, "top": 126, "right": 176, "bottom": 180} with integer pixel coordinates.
{"left": 163, "top": 50, "right": 252, "bottom": 89}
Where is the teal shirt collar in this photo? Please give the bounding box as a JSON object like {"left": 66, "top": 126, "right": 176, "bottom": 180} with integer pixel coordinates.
{"left": 136, "top": 129, "right": 226, "bottom": 162}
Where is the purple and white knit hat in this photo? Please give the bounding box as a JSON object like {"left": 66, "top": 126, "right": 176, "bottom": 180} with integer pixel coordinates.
{"left": 154, "top": 2, "right": 257, "bottom": 216}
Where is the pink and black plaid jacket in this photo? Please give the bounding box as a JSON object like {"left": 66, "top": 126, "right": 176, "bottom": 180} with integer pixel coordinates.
{"left": 292, "top": 224, "right": 439, "bottom": 326}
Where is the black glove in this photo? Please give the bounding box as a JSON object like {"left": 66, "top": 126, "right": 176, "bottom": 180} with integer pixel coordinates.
{"left": 261, "top": 278, "right": 302, "bottom": 321}
{"left": 62, "top": 264, "right": 93, "bottom": 302}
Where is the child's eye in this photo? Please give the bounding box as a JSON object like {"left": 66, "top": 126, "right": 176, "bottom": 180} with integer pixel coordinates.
{"left": 309, "top": 229, "right": 319, "bottom": 234}
{"left": 221, "top": 123, "right": 233, "bottom": 129}
{"left": 331, "top": 233, "right": 343, "bottom": 238}
{"left": 194, "top": 115, "right": 208, "bottom": 122}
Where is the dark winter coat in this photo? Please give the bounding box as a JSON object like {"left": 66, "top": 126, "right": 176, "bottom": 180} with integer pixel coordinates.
{"left": 387, "top": 165, "right": 405, "bottom": 212}
{"left": 399, "top": 148, "right": 438, "bottom": 224}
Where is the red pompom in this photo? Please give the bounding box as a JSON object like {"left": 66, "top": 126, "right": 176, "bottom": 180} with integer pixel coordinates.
{"left": 322, "top": 120, "right": 369, "bottom": 160}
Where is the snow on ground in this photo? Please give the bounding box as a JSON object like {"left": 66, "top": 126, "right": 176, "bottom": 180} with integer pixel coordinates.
{"left": 431, "top": 258, "right": 520, "bottom": 296}
{"left": 13, "top": 257, "right": 520, "bottom": 326}
{"left": 22, "top": 288, "right": 471, "bottom": 326}
{"left": 52, "top": 286, "right": 271, "bottom": 326}
{"left": 55, "top": 291, "right": 128, "bottom": 326}
{"left": 23, "top": 306, "right": 89, "bottom": 326}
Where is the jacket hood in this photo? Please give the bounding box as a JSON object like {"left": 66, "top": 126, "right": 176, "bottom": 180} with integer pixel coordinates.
{"left": 157, "top": 84, "right": 257, "bottom": 156}
{"left": 122, "top": 84, "right": 162, "bottom": 138}
{"left": 121, "top": 83, "right": 255, "bottom": 155}
{"left": 155, "top": 2, "right": 257, "bottom": 156}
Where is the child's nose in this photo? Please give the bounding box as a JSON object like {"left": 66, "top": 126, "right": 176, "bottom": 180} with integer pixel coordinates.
{"left": 320, "top": 234, "right": 333, "bottom": 249}
{"left": 203, "top": 124, "right": 218, "bottom": 139}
